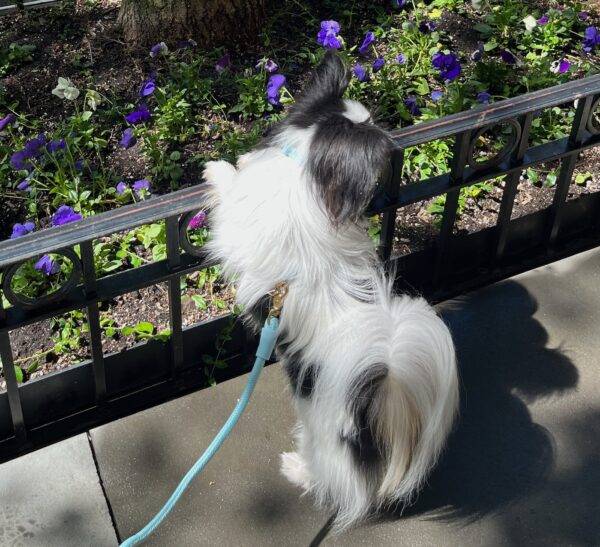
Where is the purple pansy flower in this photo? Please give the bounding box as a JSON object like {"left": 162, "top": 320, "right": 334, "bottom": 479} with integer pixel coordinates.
{"left": 10, "top": 221, "right": 35, "bottom": 239}
{"left": 358, "top": 32, "right": 376, "bottom": 56}
{"left": 46, "top": 139, "right": 66, "bottom": 153}
{"left": 264, "top": 59, "right": 279, "bottom": 73}
{"left": 395, "top": 53, "right": 406, "bottom": 65}
{"left": 24, "top": 134, "right": 46, "bottom": 157}
{"left": 471, "top": 42, "right": 485, "bottom": 62}
{"left": 266, "top": 74, "right": 286, "bottom": 106}
{"left": 125, "top": 104, "right": 151, "bottom": 125}
{"left": 215, "top": 53, "right": 231, "bottom": 73}
{"left": 500, "top": 49, "right": 517, "bottom": 64}
{"left": 477, "top": 91, "right": 492, "bottom": 104}
{"left": 9, "top": 134, "right": 46, "bottom": 171}
{"left": 404, "top": 96, "right": 421, "bottom": 116}
{"left": 372, "top": 58, "right": 385, "bottom": 72}
{"left": 551, "top": 59, "right": 571, "bottom": 74}
{"left": 317, "top": 20, "right": 342, "bottom": 49}
{"left": 583, "top": 26, "right": 600, "bottom": 53}
{"left": 537, "top": 14, "right": 549, "bottom": 25}
{"left": 133, "top": 179, "right": 150, "bottom": 194}
{"left": 393, "top": 0, "right": 407, "bottom": 8}
{"left": 17, "top": 178, "right": 31, "bottom": 191}
{"left": 432, "top": 52, "right": 462, "bottom": 81}
{"left": 419, "top": 21, "right": 437, "bottom": 34}
{"left": 35, "top": 255, "right": 60, "bottom": 276}
{"left": 75, "top": 159, "right": 84, "bottom": 172}
{"left": 579, "top": 12, "right": 590, "bottom": 21}
{"left": 52, "top": 205, "right": 82, "bottom": 226}
{"left": 139, "top": 78, "right": 156, "bottom": 97}
{"left": 188, "top": 211, "right": 207, "bottom": 229}
{"left": 0, "top": 113, "right": 15, "bottom": 132}
{"left": 150, "top": 42, "right": 168, "bottom": 58}
{"left": 120, "top": 127, "right": 137, "bottom": 149}
{"left": 10, "top": 150, "right": 32, "bottom": 171}
{"left": 431, "top": 90, "right": 444, "bottom": 102}
{"left": 353, "top": 63, "right": 369, "bottom": 82}
{"left": 116, "top": 181, "right": 129, "bottom": 195}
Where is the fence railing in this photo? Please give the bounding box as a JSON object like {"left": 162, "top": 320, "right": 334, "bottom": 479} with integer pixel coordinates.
{"left": 1, "top": 74, "right": 600, "bottom": 462}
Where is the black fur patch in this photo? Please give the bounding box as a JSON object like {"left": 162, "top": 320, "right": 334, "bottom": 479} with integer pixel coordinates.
{"left": 343, "top": 364, "right": 389, "bottom": 471}
{"left": 283, "top": 356, "right": 318, "bottom": 399}
{"left": 258, "top": 51, "right": 348, "bottom": 147}
{"left": 307, "top": 115, "right": 392, "bottom": 224}
{"left": 246, "top": 294, "right": 271, "bottom": 331}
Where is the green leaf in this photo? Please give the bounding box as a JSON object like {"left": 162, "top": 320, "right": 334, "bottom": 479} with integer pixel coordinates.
{"left": 414, "top": 78, "right": 430, "bottom": 96}
{"left": 81, "top": 111, "right": 93, "bottom": 121}
{"left": 14, "top": 366, "right": 23, "bottom": 383}
{"left": 134, "top": 321, "right": 155, "bottom": 335}
{"left": 474, "top": 23, "right": 493, "bottom": 36}
{"left": 152, "top": 244, "right": 167, "bottom": 262}
{"left": 145, "top": 224, "right": 163, "bottom": 239}
{"left": 191, "top": 294, "right": 207, "bottom": 310}
{"left": 155, "top": 329, "right": 171, "bottom": 341}
{"left": 575, "top": 172, "right": 592, "bottom": 186}
{"left": 526, "top": 168, "right": 539, "bottom": 184}
{"left": 213, "top": 359, "right": 228, "bottom": 369}
{"left": 544, "top": 172, "right": 558, "bottom": 187}
{"left": 484, "top": 39, "right": 498, "bottom": 52}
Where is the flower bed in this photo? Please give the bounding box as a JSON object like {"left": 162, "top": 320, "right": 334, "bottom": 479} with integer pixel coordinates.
{"left": 0, "top": 0, "right": 599, "bottom": 388}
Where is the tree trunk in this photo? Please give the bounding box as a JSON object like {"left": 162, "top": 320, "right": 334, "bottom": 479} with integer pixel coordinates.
{"left": 117, "top": 0, "right": 267, "bottom": 47}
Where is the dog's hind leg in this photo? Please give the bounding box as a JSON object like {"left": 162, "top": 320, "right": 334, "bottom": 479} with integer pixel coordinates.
{"left": 280, "top": 451, "right": 311, "bottom": 490}
{"left": 280, "top": 421, "right": 311, "bottom": 491}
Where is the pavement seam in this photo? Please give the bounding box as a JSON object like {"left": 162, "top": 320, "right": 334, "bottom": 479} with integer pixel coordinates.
{"left": 86, "top": 430, "right": 122, "bottom": 544}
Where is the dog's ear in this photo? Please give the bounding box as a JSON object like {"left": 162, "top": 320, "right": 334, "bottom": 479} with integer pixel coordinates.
{"left": 289, "top": 51, "right": 350, "bottom": 125}
{"left": 308, "top": 114, "right": 392, "bottom": 224}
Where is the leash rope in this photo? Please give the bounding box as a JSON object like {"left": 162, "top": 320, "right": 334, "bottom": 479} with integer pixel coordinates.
{"left": 119, "top": 283, "right": 288, "bottom": 546}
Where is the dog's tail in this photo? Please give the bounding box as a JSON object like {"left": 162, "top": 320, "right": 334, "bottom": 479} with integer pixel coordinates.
{"left": 336, "top": 294, "right": 458, "bottom": 529}
{"left": 378, "top": 295, "right": 458, "bottom": 503}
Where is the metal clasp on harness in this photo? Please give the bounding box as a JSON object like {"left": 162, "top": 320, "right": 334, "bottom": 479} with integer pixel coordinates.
{"left": 268, "top": 282, "right": 289, "bottom": 318}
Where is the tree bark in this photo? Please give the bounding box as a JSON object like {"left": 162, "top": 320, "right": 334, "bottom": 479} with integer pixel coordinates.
{"left": 117, "top": 0, "right": 267, "bottom": 47}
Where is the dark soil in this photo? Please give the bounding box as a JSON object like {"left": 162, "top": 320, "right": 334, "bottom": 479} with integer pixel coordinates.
{"left": 391, "top": 148, "right": 600, "bottom": 256}
{"left": 1, "top": 281, "right": 234, "bottom": 392}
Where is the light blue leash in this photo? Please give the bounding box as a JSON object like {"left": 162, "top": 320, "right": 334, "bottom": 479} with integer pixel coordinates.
{"left": 120, "top": 312, "right": 282, "bottom": 546}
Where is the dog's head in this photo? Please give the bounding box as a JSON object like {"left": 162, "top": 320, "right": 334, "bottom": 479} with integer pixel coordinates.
{"left": 272, "top": 51, "right": 392, "bottom": 225}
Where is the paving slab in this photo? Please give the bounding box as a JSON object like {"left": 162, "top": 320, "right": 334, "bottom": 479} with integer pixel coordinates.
{"left": 91, "top": 364, "right": 328, "bottom": 546}
{"left": 0, "top": 433, "right": 117, "bottom": 546}
{"left": 92, "top": 248, "right": 600, "bottom": 546}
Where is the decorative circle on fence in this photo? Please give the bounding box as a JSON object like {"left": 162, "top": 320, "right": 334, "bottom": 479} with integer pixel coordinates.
{"left": 586, "top": 97, "right": 600, "bottom": 135}
{"left": 2, "top": 247, "right": 82, "bottom": 309}
{"left": 467, "top": 119, "right": 522, "bottom": 171}
{"left": 179, "top": 210, "right": 208, "bottom": 257}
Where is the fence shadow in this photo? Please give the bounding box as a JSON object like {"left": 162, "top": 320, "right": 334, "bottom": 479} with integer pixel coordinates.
{"left": 392, "top": 280, "right": 579, "bottom": 523}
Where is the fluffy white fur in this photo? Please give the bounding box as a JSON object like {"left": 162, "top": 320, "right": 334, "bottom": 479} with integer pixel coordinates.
{"left": 203, "top": 97, "right": 458, "bottom": 531}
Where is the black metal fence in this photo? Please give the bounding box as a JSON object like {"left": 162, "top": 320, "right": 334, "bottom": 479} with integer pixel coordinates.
{"left": 1, "top": 74, "right": 600, "bottom": 462}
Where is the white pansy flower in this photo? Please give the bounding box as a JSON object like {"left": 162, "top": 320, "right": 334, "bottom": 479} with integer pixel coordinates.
{"left": 52, "top": 77, "right": 80, "bottom": 101}
{"left": 523, "top": 15, "right": 537, "bottom": 32}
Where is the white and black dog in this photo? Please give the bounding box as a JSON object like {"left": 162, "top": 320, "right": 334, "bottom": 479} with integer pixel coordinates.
{"left": 203, "top": 51, "right": 459, "bottom": 531}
